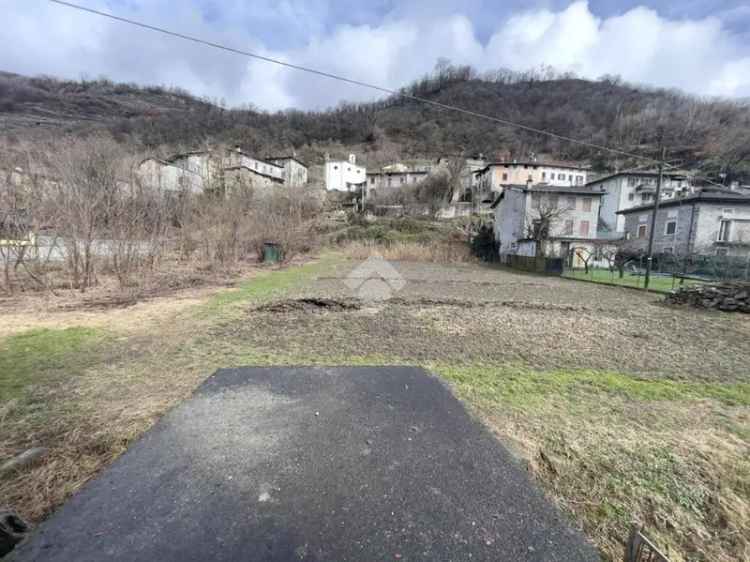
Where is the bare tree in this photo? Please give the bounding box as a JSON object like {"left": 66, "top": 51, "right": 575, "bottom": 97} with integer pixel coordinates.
{"left": 525, "top": 201, "right": 566, "bottom": 257}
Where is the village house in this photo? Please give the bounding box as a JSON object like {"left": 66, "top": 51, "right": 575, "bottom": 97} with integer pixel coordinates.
{"left": 137, "top": 147, "right": 292, "bottom": 194}
{"left": 366, "top": 163, "right": 428, "bottom": 196}
{"left": 476, "top": 159, "right": 589, "bottom": 196}
{"left": 587, "top": 170, "right": 690, "bottom": 232}
{"left": 266, "top": 156, "right": 308, "bottom": 187}
{"left": 324, "top": 154, "right": 366, "bottom": 192}
{"left": 491, "top": 183, "right": 607, "bottom": 268}
{"left": 617, "top": 187, "right": 750, "bottom": 257}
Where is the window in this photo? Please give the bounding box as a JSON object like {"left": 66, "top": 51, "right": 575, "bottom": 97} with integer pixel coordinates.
{"left": 502, "top": 173, "right": 508, "bottom": 181}
{"left": 641, "top": 194, "right": 652, "bottom": 203}
{"left": 370, "top": 177, "right": 375, "bottom": 185}
{"left": 566, "top": 196, "right": 576, "bottom": 210}
{"left": 568, "top": 174, "right": 573, "bottom": 182}
{"left": 665, "top": 220, "right": 677, "bottom": 235}
{"left": 716, "top": 248, "right": 728, "bottom": 256}
{"left": 582, "top": 197, "right": 592, "bottom": 212}
{"left": 558, "top": 173, "right": 565, "bottom": 180}
{"left": 576, "top": 175, "right": 584, "bottom": 185}
{"left": 548, "top": 195, "right": 559, "bottom": 209}
{"left": 400, "top": 176, "right": 406, "bottom": 184}
{"left": 356, "top": 169, "right": 361, "bottom": 174}
{"left": 628, "top": 193, "right": 635, "bottom": 201}
{"left": 638, "top": 224, "right": 648, "bottom": 238}
{"left": 532, "top": 193, "right": 541, "bottom": 209}
{"left": 541, "top": 171, "right": 546, "bottom": 180}
{"left": 564, "top": 219, "right": 574, "bottom": 235}
{"left": 347, "top": 167, "right": 351, "bottom": 172}
{"left": 628, "top": 177, "right": 638, "bottom": 187}
{"left": 718, "top": 220, "right": 731, "bottom": 242}
{"left": 579, "top": 220, "right": 590, "bottom": 237}
{"left": 663, "top": 247, "right": 673, "bottom": 254}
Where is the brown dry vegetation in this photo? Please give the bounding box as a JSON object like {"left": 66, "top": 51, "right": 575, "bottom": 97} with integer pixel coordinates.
{"left": 1, "top": 256, "right": 748, "bottom": 562}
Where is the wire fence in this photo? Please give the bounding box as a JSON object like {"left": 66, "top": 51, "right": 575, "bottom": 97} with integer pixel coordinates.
{"left": 562, "top": 252, "right": 750, "bottom": 293}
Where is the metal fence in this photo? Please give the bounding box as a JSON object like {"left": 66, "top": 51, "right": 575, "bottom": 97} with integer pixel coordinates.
{"left": 625, "top": 526, "right": 670, "bottom": 562}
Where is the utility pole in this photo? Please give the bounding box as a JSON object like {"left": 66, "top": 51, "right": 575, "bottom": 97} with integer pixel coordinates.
{"left": 643, "top": 146, "right": 666, "bottom": 290}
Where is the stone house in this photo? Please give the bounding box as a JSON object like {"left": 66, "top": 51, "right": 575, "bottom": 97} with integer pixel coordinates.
{"left": 587, "top": 170, "right": 690, "bottom": 232}
{"left": 617, "top": 187, "right": 750, "bottom": 257}
{"left": 266, "top": 156, "right": 308, "bottom": 187}
{"left": 491, "top": 183, "right": 607, "bottom": 268}
{"left": 137, "top": 148, "right": 286, "bottom": 194}
{"left": 476, "top": 159, "right": 588, "bottom": 196}
{"left": 366, "top": 163, "right": 428, "bottom": 196}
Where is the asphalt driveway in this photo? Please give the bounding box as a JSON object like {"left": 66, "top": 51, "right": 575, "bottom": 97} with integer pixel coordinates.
{"left": 12, "top": 366, "right": 599, "bottom": 561}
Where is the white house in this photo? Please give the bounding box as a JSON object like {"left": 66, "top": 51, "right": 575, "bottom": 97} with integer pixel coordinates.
{"left": 325, "top": 154, "right": 366, "bottom": 192}
{"left": 491, "top": 183, "right": 607, "bottom": 268}
{"left": 587, "top": 170, "right": 691, "bottom": 232}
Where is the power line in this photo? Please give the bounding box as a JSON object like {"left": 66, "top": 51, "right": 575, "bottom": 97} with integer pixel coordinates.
{"left": 49, "top": 0, "right": 667, "bottom": 165}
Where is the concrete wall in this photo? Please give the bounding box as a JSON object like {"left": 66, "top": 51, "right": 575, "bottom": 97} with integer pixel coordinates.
{"left": 137, "top": 159, "right": 203, "bottom": 194}
{"left": 493, "top": 188, "right": 527, "bottom": 255}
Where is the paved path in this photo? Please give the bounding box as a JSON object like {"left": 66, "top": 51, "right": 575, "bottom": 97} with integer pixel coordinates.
{"left": 13, "top": 367, "right": 599, "bottom": 561}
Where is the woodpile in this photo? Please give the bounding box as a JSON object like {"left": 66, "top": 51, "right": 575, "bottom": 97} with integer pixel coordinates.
{"left": 665, "top": 283, "right": 750, "bottom": 312}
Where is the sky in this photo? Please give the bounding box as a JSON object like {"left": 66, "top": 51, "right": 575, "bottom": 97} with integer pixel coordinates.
{"left": 3, "top": 0, "right": 750, "bottom": 110}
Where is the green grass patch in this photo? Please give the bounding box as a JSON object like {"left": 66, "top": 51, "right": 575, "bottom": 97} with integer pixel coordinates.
{"left": 436, "top": 364, "right": 750, "bottom": 408}
{"left": 0, "top": 327, "right": 107, "bottom": 400}
{"left": 562, "top": 268, "right": 703, "bottom": 293}
{"left": 200, "top": 254, "right": 342, "bottom": 314}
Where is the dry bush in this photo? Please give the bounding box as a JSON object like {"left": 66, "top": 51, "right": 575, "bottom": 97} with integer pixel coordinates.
{"left": 1, "top": 138, "right": 322, "bottom": 299}
{"left": 342, "top": 240, "right": 473, "bottom": 263}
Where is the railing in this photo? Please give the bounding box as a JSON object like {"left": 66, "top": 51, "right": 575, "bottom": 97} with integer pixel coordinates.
{"left": 624, "top": 526, "right": 670, "bottom": 562}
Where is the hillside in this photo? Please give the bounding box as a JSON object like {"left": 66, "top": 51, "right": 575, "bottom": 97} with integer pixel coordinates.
{"left": 1, "top": 66, "right": 749, "bottom": 180}
{"left": 0, "top": 71, "right": 211, "bottom": 134}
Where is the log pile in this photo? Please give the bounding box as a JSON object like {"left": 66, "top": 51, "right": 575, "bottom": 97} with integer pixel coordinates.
{"left": 665, "top": 283, "right": 750, "bottom": 312}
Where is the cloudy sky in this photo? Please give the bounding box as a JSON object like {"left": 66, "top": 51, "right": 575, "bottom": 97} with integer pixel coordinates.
{"left": 3, "top": 0, "right": 750, "bottom": 110}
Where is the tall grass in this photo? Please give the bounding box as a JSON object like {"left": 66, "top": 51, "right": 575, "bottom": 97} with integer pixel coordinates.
{"left": 341, "top": 240, "right": 474, "bottom": 263}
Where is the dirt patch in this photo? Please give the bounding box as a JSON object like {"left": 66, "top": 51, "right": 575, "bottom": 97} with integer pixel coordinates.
{"left": 255, "top": 298, "right": 362, "bottom": 313}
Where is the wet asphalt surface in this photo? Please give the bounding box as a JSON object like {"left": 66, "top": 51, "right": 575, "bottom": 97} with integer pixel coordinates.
{"left": 12, "top": 366, "right": 599, "bottom": 561}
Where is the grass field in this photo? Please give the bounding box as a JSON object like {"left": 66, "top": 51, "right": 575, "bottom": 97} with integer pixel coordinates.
{"left": 1, "top": 253, "right": 748, "bottom": 562}
{"left": 562, "top": 268, "right": 703, "bottom": 293}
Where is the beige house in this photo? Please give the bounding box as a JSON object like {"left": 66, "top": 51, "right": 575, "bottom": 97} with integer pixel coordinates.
{"left": 477, "top": 159, "right": 588, "bottom": 195}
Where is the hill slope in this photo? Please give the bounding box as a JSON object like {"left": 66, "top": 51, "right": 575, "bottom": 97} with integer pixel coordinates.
{"left": 1, "top": 67, "right": 749, "bottom": 180}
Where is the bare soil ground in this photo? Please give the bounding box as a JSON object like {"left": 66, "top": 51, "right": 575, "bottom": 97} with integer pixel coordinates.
{"left": 1, "top": 255, "right": 748, "bottom": 562}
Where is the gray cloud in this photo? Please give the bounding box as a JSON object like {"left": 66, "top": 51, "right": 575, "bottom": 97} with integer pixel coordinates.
{"left": 2, "top": 0, "right": 749, "bottom": 111}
